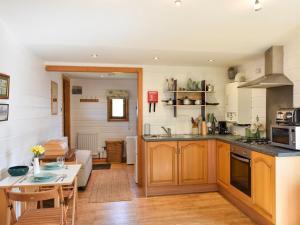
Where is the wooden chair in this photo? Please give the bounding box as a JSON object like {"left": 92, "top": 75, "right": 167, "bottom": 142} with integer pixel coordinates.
{"left": 5, "top": 186, "right": 67, "bottom": 225}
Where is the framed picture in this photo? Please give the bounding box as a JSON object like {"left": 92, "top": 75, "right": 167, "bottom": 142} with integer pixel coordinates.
{"left": 72, "top": 86, "right": 82, "bottom": 95}
{"left": 51, "top": 81, "right": 58, "bottom": 115}
{"left": 0, "top": 73, "right": 10, "bottom": 99}
{"left": 0, "top": 104, "right": 9, "bottom": 121}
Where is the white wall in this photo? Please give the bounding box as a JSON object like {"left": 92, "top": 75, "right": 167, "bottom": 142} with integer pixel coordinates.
{"left": 142, "top": 65, "right": 228, "bottom": 134}
{"left": 44, "top": 62, "right": 228, "bottom": 136}
{"left": 70, "top": 78, "right": 137, "bottom": 152}
{"left": 0, "top": 20, "right": 62, "bottom": 178}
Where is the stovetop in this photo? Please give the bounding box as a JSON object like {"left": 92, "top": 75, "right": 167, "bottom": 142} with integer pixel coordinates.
{"left": 237, "top": 138, "right": 269, "bottom": 145}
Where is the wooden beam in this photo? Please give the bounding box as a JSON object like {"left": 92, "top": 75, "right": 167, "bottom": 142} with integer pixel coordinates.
{"left": 45, "top": 65, "right": 142, "bottom": 74}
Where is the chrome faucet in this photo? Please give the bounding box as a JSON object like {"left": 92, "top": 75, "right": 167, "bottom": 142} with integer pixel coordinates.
{"left": 161, "top": 126, "right": 172, "bottom": 136}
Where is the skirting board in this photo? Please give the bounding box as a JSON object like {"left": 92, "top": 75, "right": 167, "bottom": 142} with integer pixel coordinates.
{"left": 218, "top": 184, "right": 274, "bottom": 225}
{"left": 146, "top": 183, "right": 218, "bottom": 197}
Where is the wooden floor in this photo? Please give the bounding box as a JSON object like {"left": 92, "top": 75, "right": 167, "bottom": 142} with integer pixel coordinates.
{"left": 76, "top": 164, "right": 256, "bottom": 225}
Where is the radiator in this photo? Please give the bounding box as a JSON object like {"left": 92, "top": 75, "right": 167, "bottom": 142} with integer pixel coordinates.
{"left": 77, "top": 133, "right": 98, "bottom": 156}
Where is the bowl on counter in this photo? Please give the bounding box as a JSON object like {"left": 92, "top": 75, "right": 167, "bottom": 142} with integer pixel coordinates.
{"left": 8, "top": 166, "right": 29, "bottom": 177}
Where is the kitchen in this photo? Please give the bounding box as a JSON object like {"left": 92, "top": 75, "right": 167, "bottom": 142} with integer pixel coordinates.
{"left": 1, "top": 1, "right": 300, "bottom": 225}
{"left": 142, "top": 46, "right": 300, "bottom": 225}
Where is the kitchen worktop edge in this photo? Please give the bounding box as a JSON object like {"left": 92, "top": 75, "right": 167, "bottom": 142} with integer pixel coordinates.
{"left": 142, "top": 135, "right": 300, "bottom": 157}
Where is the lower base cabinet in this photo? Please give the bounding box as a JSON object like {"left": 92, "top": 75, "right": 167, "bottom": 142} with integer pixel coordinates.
{"left": 179, "top": 141, "right": 208, "bottom": 185}
{"left": 147, "top": 141, "right": 178, "bottom": 186}
{"left": 145, "top": 140, "right": 216, "bottom": 196}
{"left": 216, "top": 141, "right": 230, "bottom": 186}
{"left": 252, "top": 151, "right": 275, "bottom": 223}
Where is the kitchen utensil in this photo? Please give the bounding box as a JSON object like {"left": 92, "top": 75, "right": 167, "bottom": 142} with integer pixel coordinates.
{"left": 8, "top": 166, "right": 29, "bottom": 177}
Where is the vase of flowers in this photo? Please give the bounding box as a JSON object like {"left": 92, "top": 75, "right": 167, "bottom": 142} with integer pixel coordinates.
{"left": 31, "top": 145, "right": 45, "bottom": 175}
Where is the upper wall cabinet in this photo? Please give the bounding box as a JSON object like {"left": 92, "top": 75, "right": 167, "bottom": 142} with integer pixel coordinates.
{"left": 225, "top": 82, "right": 252, "bottom": 125}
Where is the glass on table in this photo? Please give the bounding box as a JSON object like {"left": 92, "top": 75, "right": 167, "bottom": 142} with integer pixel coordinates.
{"left": 56, "top": 156, "right": 65, "bottom": 168}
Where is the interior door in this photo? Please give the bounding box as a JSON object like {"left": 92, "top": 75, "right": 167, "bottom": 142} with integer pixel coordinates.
{"left": 63, "top": 77, "right": 71, "bottom": 147}
{"left": 147, "top": 141, "right": 178, "bottom": 186}
{"left": 179, "top": 141, "right": 208, "bottom": 185}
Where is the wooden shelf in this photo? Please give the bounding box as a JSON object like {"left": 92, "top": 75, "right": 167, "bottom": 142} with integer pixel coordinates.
{"left": 80, "top": 99, "right": 99, "bottom": 103}
{"left": 166, "top": 104, "right": 218, "bottom": 107}
{"left": 167, "top": 91, "right": 214, "bottom": 93}
{"left": 166, "top": 104, "right": 206, "bottom": 107}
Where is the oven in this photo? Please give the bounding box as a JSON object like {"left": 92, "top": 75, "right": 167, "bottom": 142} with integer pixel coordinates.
{"left": 230, "top": 146, "right": 251, "bottom": 197}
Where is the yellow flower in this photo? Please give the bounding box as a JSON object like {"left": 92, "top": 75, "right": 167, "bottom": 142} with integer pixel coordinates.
{"left": 31, "top": 145, "right": 45, "bottom": 157}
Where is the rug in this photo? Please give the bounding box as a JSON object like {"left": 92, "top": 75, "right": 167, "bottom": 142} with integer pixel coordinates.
{"left": 92, "top": 163, "right": 111, "bottom": 170}
{"left": 89, "top": 169, "right": 132, "bottom": 203}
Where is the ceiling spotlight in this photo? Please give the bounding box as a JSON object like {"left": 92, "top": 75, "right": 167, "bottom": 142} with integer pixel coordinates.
{"left": 153, "top": 57, "right": 159, "bottom": 60}
{"left": 174, "top": 0, "right": 182, "bottom": 7}
{"left": 91, "top": 54, "right": 98, "bottom": 58}
{"left": 208, "top": 59, "right": 215, "bottom": 62}
{"left": 254, "top": 0, "right": 262, "bottom": 11}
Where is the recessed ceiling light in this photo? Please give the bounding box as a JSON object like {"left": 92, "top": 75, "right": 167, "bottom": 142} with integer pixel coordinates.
{"left": 153, "top": 57, "right": 160, "bottom": 60}
{"left": 174, "top": 0, "right": 182, "bottom": 7}
{"left": 254, "top": 0, "right": 262, "bottom": 11}
{"left": 208, "top": 59, "right": 215, "bottom": 62}
{"left": 91, "top": 54, "right": 98, "bottom": 58}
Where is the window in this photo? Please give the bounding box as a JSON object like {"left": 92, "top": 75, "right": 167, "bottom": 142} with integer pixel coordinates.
{"left": 107, "top": 97, "right": 129, "bottom": 121}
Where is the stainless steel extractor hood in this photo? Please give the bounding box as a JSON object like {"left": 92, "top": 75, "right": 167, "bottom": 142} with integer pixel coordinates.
{"left": 238, "top": 46, "right": 293, "bottom": 88}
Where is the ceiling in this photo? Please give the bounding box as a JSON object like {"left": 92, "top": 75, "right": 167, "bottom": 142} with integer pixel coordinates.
{"left": 64, "top": 72, "right": 137, "bottom": 80}
{"left": 1, "top": 0, "right": 300, "bottom": 66}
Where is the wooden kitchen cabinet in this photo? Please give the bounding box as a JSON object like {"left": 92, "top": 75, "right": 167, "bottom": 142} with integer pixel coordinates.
{"left": 251, "top": 151, "right": 275, "bottom": 223}
{"left": 216, "top": 141, "right": 230, "bottom": 186}
{"left": 147, "top": 141, "right": 178, "bottom": 186}
{"left": 178, "top": 141, "right": 208, "bottom": 185}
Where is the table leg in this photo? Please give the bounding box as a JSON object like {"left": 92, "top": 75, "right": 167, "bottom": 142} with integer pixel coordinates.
{"left": 72, "top": 177, "right": 78, "bottom": 225}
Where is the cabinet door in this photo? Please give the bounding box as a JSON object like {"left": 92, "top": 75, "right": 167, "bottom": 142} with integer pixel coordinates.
{"left": 147, "top": 141, "right": 178, "bottom": 186}
{"left": 178, "top": 141, "right": 208, "bottom": 185}
{"left": 216, "top": 141, "right": 230, "bottom": 186}
{"left": 252, "top": 151, "right": 275, "bottom": 222}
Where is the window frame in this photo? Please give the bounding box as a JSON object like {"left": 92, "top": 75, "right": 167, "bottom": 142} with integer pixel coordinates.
{"left": 107, "top": 97, "right": 129, "bottom": 122}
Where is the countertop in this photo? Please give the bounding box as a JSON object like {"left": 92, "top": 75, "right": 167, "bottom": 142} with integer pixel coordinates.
{"left": 142, "top": 134, "right": 300, "bottom": 157}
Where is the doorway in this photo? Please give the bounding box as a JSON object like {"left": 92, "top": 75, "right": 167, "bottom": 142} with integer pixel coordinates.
{"left": 62, "top": 76, "right": 71, "bottom": 147}
{"left": 47, "top": 66, "right": 143, "bottom": 186}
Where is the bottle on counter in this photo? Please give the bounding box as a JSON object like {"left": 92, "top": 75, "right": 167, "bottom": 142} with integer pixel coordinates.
{"left": 201, "top": 120, "right": 207, "bottom": 136}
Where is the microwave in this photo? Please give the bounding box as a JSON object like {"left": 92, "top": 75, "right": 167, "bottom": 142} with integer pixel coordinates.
{"left": 270, "top": 125, "right": 300, "bottom": 150}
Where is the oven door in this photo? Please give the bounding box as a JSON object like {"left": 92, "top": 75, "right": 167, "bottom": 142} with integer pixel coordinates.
{"left": 230, "top": 153, "right": 251, "bottom": 197}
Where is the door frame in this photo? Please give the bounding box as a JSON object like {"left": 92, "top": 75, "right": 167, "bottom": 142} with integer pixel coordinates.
{"left": 62, "top": 75, "right": 71, "bottom": 147}
{"left": 46, "top": 65, "right": 143, "bottom": 185}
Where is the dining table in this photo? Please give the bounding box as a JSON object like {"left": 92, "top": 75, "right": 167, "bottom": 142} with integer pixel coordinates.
{"left": 0, "top": 164, "right": 81, "bottom": 225}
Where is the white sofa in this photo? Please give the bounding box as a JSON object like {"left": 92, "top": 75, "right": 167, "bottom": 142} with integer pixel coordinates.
{"left": 49, "top": 137, "right": 92, "bottom": 188}
{"left": 75, "top": 150, "right": 92, "bottom": 188}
